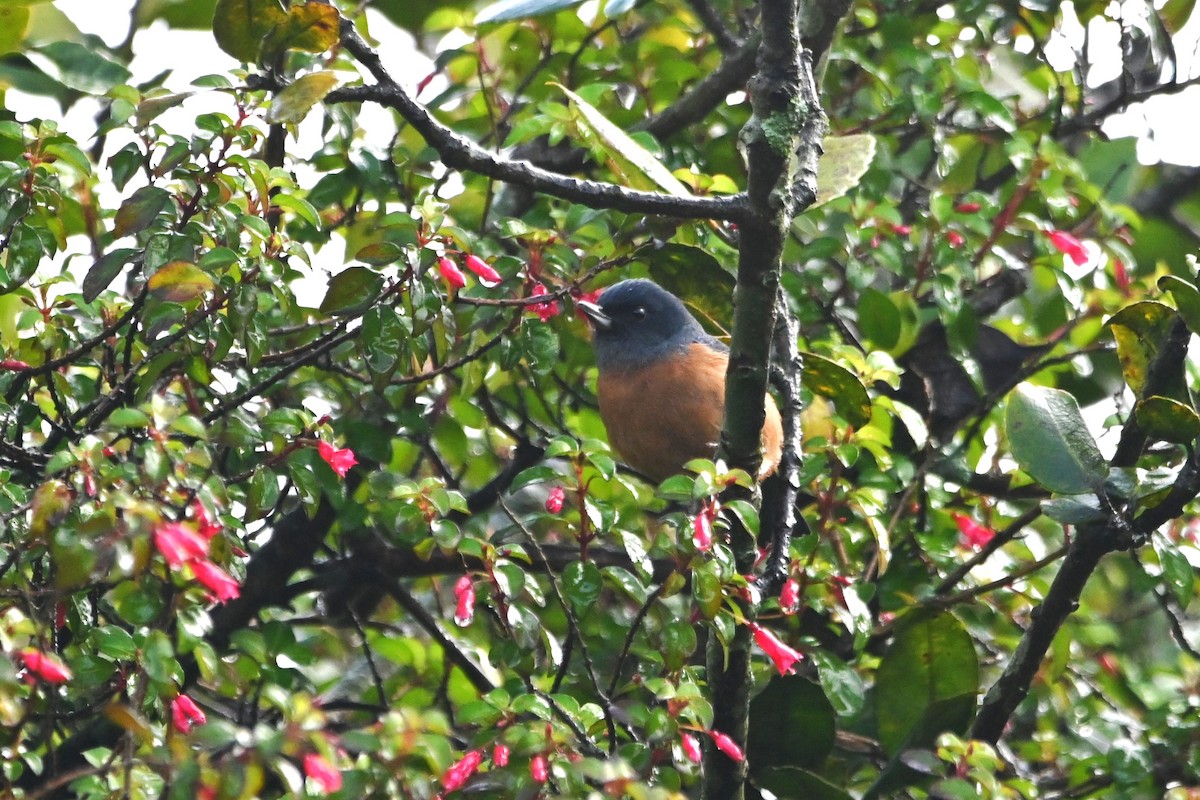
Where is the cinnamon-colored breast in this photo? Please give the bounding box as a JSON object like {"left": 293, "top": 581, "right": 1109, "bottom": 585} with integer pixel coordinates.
{"left": 597, "top": 343, "right": 783, "bottom": 483}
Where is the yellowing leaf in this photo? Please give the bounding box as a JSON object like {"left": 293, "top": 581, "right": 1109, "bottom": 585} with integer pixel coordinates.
{"left": 265, "top": 71, "right": 339, "bottom": 124}
{"left": 815, "top": 134, "right": 876, "bottom": 207}
{"left": 260, "top": 2, "right": 340, "bottom": 62}
{"left": 147, "top": 261, "right": 214, "bottom": 303}
{"left": 0, "top": 6, "right": 30, "bottom": 55}
{"left": 550, "top": 82, "right": 693, "bottom": 197}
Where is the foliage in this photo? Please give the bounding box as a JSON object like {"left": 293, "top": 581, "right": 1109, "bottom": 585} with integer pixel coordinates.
{"left": 2, "top": 0, "right": 1200, "bottom": 798}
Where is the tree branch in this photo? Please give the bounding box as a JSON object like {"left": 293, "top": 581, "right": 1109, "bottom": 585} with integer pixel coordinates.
{"left": 333, "top": 24, "right": 750, "bottom": 224}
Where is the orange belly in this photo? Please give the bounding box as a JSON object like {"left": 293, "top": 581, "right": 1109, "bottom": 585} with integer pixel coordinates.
{"left": 597, "top": 343, "right": 782, "bottom": 483}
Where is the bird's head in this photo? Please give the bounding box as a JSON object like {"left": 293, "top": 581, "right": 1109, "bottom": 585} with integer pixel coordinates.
{"left": 576, "top": 279, "right": 720, "bottom": 371}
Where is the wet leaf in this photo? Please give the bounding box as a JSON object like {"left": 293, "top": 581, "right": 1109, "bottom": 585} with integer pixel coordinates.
{"left": 1005, "top": 383, "right": 1107, "bottom": 495}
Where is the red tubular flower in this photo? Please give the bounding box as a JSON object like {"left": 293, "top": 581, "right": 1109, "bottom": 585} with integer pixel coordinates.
{"left": 442, "top": 749, "right": 485, "bottom": 793}
{"left": 747, "top": 622, "right": 804, "bottom": 675}
{"left": 191, "top": 500, "right": 221, "bottom": 539}
{"left": 317, "top": 441, "right": 358, "bottom": 478}
{"left": 437, "top": 256, "right": 466, "bottom": 289}
{"left": 453, "top": 576, "right": 475, "bottom": 627}
{"left": 190, "top": 560, "right": 241, "bottom": 602}
{"left": 1045, "top": 230, "right": 1089, "bottom": 266}
{"left": 681, "top": 733, "right": 702, "bottom": 764}
{"left": 945, "top": 230, "right": 966, "bottom": 248}
{"left": 20, "top": 648, "right": 72, "bottom": 684}
{"left": 304, "top": 752, "right": 343, "bottom": 794}
{"left": 171, "top": 694, "right": 207, "bottom": 733}
{"left": 952, "top": 512, "right": 995, "bottom": 549}
{"left": 154, "top": 522, "right": 210, "bottom": 569}
{"left": 530, "top": 753, "right": 548, "bottom": 783}
{"left": 708, "top": 730, "right": 744, "bottom": 762}
{"left": 464, "top": 254, "right": 503, "bottom": 285}
{"left": 693, "top": 500, "right": 718, "bottom": 551}
{"left": 492, "top": 743, "right": 510, "bottom": 767}
{"left": 575, "top": 289, "right": 602, "bottom": 306}
{"left": 779, "top": 577, "right": 801, "bottom": 615}
{"left": 0, "top": 359, "right": 31, "bottom": 371}
{"left": 528, "top": 284, "right": 559, "bottom": 322}
{"left": 954, "top": 201, "right": 982, "bottom": 213}
{"left": 544, "top": 486, "right": 565, "bottom": 514}
{"left": 891, "top": 223, "right": 912, "bottom": 235}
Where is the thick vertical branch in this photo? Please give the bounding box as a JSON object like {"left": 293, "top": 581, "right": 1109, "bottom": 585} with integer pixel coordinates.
{"left": 970, "top": 521, "right": 1122, "bottom": 742}
{"left": 705, "top": 1, "right": 827, "bottom": 797}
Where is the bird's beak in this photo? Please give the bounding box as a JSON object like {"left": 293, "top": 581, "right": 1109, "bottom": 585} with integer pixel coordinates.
{"left": 576, "top": 300, "right": 612, "bottom": 331}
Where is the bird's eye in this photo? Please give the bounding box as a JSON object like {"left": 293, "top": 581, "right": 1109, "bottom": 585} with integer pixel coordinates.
{"left": 632, "top": 307, "right": 646, "bottom": 320}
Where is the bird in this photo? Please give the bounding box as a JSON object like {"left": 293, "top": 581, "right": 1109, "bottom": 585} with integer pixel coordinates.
{"left": 576, "top": 279, "right": 783, "bottom": 484}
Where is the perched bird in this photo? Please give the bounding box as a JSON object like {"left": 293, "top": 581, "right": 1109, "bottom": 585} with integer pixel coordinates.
{"left": 576, "top": 279, "right": 782, "bottom": 483}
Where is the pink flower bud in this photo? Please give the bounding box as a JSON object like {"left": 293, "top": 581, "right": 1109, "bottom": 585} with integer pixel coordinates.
{"left": 437, "top": 256, "right": 466, "bottom": 289}
{"left": 454, "top": 576, "right": 475, "bottom": 627}
{"left": 442, "top": 749, "right": 484, "bottom": 793}
{"left": 303, "top": 752, "right": 343, "bottom": 794}
{"left": 464, "top": 254, "right": 503, "bottom": 285}
{"left": 708, "top": 730, "right": 744, "bottom": 762}
{"left": 952, "top": 512, "right": 994, "bottom": 549}
{"left": 530, "top": 753, "right": 548, "bottom": 783}
{"left": 545, "top": 486, "right": 565, "bottom": 514}
{"left": 20, "top": 648, "right": 72, "bottom": 684}
{"left": 171, "top": 694, "right": 207, "bottom": 734}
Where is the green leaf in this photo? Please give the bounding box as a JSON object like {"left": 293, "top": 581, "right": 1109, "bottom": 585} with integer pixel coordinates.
{"left": 1160, "top": 0, "right": 1197, "bottom": 32}
{"left": 1158, "top": 275, "right": 1200, "bottom": 336}
{"left": 1154, "top": 538, "right": 1195, "bottom": 609}
{"left": 747, "top": 676, "right": 836, "bottom": 771}
{"left": 108, "top": 407, "right": 150, "bottom": 428}
{"left": 356, "top": 241, "right": 405, "bottom": 266}
{"left": 361, "top": 305, "right": 410, "bottom": 374}
{"left": 857, "top": 288, "right": 901, "bottom": 351}
{"left": 212, "top": 0, "right": 287, "bottom": 62}
{"left": 0, "top": 6, "right": 30, "bottom": 55}
{"left": 113, "top": 186, "right": 172, "bottom": 238}
{"left": 551, "top": 82, "right": 693, "bottom": 197}
{"left": 260, "top": 1, "right": 340, "bottom": 62}
{"left": 3, "top": 222, "right": 45, "bottom": 289}
{"left": 809, "top": 650, "right": 866, "bottom": 717}
{"left": 1135, "top": 395, "right": 1200, "bottom": 445}
{"left": 319, "top": 266, "right": 384, "bottom": 315}
{"left": 135, "top": 92, "right": 194, "bottom": 128}
{"left": 1005, "top": 383, "right": 1107, "bottom": 495}
{"left": 562, "top": 560, "right": 602, "bottom": 609}
{"left": 147, "top": 261, "right": 214, "bottom": 303}
{"left": 874, "top": 609, "right": 978, "bottom": 756}
{"left": 802, "top": 352, "right": 871, "bottom": 428}
{"left": 815, "top": 134, "right": 876, "bottom": 207}
{"left": 37, "top": 40, "right": 131, "bottom": 94}
{"left": 91, "top": 625, "right": 138, "bottom": 661}
{"left": 264, "top": 70, "right": 339, "bottom": 124}
{"left": 83, "top": 248, "right": 138, "bottom": 302}
{"left": 141, "top": 630, "right": 180, "bottom": 685}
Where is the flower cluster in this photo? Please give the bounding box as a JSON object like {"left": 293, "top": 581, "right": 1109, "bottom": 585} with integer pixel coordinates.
{"left": 153, "top": 505, "right": 240, "bottom": 602}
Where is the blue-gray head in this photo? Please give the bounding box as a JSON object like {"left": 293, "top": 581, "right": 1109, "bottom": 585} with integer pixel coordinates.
{"left": 576, "top": 279, "right": 722, "bottom": 371}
